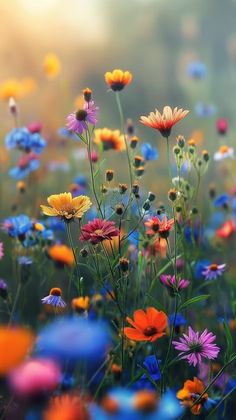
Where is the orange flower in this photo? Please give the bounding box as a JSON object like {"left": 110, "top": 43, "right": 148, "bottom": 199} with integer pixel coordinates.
{"left": 140, "top": 106, "right": 189, "bottom": 138}
{"left": 94, "top": 128, "right": 125, "bottom": 151}
{"left": 0, "top": 79, "right": 23, "bottom": 101}
{"left": 124, "top": 307, "right": 167, "bottom": 342}
{"left": 0, "top": 327, "right": 34, "bottom": 375}
{"left": 104, "top": 69, "right": 132, "bottom": 91}
{"left": 40, "top": 192, "right": 92, "bottom": 220}
{"left": 177, "top": 377, "right": 208, "bottom": 415}
{"left": 43, "top": 53, "right": 61, "bottom": 79}
{"left": 145, "top": 215, "right": 174, "bottom": 238}
{"left": 48, "top": 244, "right": 74, "bottom": 267}
{"left": 72, "top": 296, "right": 90, "bottom": 312}
{"left": 44, "top": 394, "right": 89, "bottom": 420}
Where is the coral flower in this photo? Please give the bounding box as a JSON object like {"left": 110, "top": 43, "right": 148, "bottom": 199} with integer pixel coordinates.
{"left": 94, "top": 128, "right": 125, "bottom": 151}
{"left": 80, "top": 218, "right": 120, "bottom": 245}
{"left": 40, "top": 192, "right": 92, "bottom": 220}
{"left": 0, "top": 327, "right": 34, "bottom": 375}
{"left": 145, "top": 215, "right": 174, "bottom": 238}
{"left": 216, "top": 219, "right": 235, "bottom": 238}
{"left": 202, "top": 263, "right": 226, "bottom": 280}
{"left": 66, "top": 101, "right": 98, "bottom": 135}
{"left": 43, "top": 53, "right": 61, "bottom": 78}
{"left": 104, "top": 69, "right": 132, "bottom": 91}
{"left": 48, "top": 244, "right": 74, "bottom": 267}
{"left": 42, "top": 288, "right": 66, "bottom": 309}
{"left": 140, "top": 106, "right": 189, "bottom": 138}
{"left": 44, "top": 394, "right": 90, "bottom": 420}
{"left": 124, "top": 307, "right": 168, "bottom": 342}
{"left": 177, "top": 377, "right": 208, "bottom": 415}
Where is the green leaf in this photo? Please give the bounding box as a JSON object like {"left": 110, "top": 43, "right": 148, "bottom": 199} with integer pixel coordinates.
{"left": 179, "top": 294, "right": 209, "bottom": 311}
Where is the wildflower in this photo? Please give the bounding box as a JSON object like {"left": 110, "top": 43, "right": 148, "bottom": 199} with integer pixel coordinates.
{"left": 124, "top": 307, "right": 167, "bottom": 342}
{"left": 27, "top": 121, "right": 42, "bottom": 134}
{"left": 216, "top": 219, "right": 235, "bottom": 238}
{"left": 0, "top": 79, "right": 23, "bottom": 100}
{"left": 80, "top": 218, "right": 120, "bottom": 245}
{"left": 141, "top": 143, "right": 158, "bottom": 160}
{"left": 5, "top": 127, "right": 46, "bottom": 153}
{"left": 40, "top": 192, "right": 92, "bottom": 220}
{"left": 48, "top": 244, "right": 74, "bottom": 267}
{"left": 216, "top": 118, "right": 228, "bottom": 135}
{"left": 195, "top": 102, "right": 216, "bottom": 118}
{"left": 0, "top": 279, "right": 8, "bottom": 299}
{"left": 16, "top": 181, "right": 26, "bottom": 193}
{"left": 43, "top": 53, "right": 61, "bottom": 78}
{"left": 173, "top": 326, "right": 220, "bottom": 366}
{"left": 94, "top": 128, "right": 125, "bottom": 151}
{"left": 119, "top": 257, "right": 129, "bottom": 272}
{"left": 42, "top": 288, "right": 66, "bottom": 309}
{"left": 187, "top": 61, "right": 207, "bottom": 79}
{"left": 0, "top": 327, "right": 34, "bottom": 375}
{"left": 2, "top": 214, "right": 32, "bottom": 238}
{"left": 140, "top": 106, "right": 189, "bottom": 138}
{"left": 213, "top": 194, "right": 229, "bottom": 208}
{"left": 133, "top": 390, "right": 157, "bottom": 412}
{"left": 160, "top": 274, "right": 190, "bottom": 295}
{"left": 44, "top": 394, "right": 90, "bottom": 420}
{"left": 9, "top": 153, "right": 40, "bottom": 179}
{"left": 177, "top": 377, "right": 208, "bottom": 415}
{"left": 17, "top": 256, "right": 33, "bottom": 265}
{"left": 141, "top": 355, "right": 161, "bottom": 383}
{"left": 130, "top": 135, "right": 139, "bottom": 148}
{"left": 202, "top": 263, "right": 226, "bottom": 280}
{"left": 71, "top": 296, "right": 90, "bottom": 312}
{"left": 83, "top": 87, "right": 92, "bottom": 102}
{"left": 0, "top": 242, "right": 4, "bottom": 260}
{"left": 66, "top": 101, "right": 98, "bottom": 135}
{"left": 104, "top": 69, "right": 132, "bottom": 91}
{"left": 9, "top": 358, "right": 61, "bottom": 397}
{"left": 106, "top": 169, "right": 114, "bottom": 182}
{"left": 145, "top": 215, "right": 174, "bottom": 238}
{"left": 214, "top": 145, "right": 234, "bottom": 161}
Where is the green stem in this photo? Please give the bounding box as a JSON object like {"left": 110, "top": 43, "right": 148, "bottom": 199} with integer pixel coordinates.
{"left": 66, "top": 222, "right": 82, "bottom": 296}
{"left": 166, "top": 136, "right": 172, "bottom": 183}
{"left": 8, "top": 283, "right": 22, "bottom": 325}
{"left": 86, "top": 129, "right": 104, "bottom": 217}
{"left": 161, "top": 295, "right": 178, "bottom": 388}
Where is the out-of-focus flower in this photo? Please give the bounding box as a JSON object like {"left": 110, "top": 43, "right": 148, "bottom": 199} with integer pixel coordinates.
{"left": 27, "top": 121, "right": 42, "bottom": 134}
{"left": 41, "top": 192, "right": 92, "bottom": 220}
{"left": 43, "top": 53, "right": 61, "bottom": 78}
{"left": 2, "top": 214, "right": 32, "bottom": 238}
{"left": 44, "top": 394, "right": 90, "bottom": 420}
{"left": 0, "top": 279, "right": 8, "bottom": 300}
{"left": 214, "top": 145, "right": 234, "bottom": 161}
{"left": 66, "top": 101, "right": 98, "bottom": 135}
{"left": 17, "top": 256, "right": 33, "bottom": 265}
{"left": 141, "top": 143, "right": 158, "bottom": 161}
{"left": 177, "top": 377, "right": 208, "bottom": 415}
{"left": 202, "top": 263, "right": 226, "bottom": 280}
{"left": 94, "top": 128, "right": 125, "bottom": 151}
{"left": 160, "top": 275, "right": 190, "bottom": 295}
{"left": 0, "top": 327, "right": 34, "bottom": 375}
{"left": 42, "top": 288, "right": 66, "bottom": 309}
{"left": 80, "top": 218, "right": 120, "bottom": 245}
{"left": 140, "top": 106, "right": 189, "bottom": 138}
{"left": 0, "top": 78, "right": 35, "bottom": 101}
{"left": 72, "top": 296, "right": 90, "bottom": 312}
{"left": 173, "top": 326, "right": 220, "bottom": 366}
{"left": 145, "top": 215, "right": 174, "bottom": 238}
{"left": 124, "top": 307, "right": 167, "bottom": 342}
{"left": 0, "top": 242, "right": 4, "bottom": 260}
{"left": 9, "top": 153, "right": 40, "bottom": 179}
{"left": 5, "top": 127, "right": 46, "bottom": 153}
{"left": 186, "top": 61, "right": 207, "bottom": 79}
{"left": 36, "top": 317, "right": 110, "bottom": 362}
{"left": 104, "top": 69, "right": 132, "bottom": 91}
{"left": 213, "top": 194, "right": 229, "bottom": 208}
{"left": 216, "top": 118, "right": 228, "bottom": 135}
{"left": 216, "top": 219, "right": 235, "bottom": 238}
{"left": 9, "top": 358, "right": 61, "bottom": 397}
{"left": 195, "top": 103, "right": 216, "bottom": 118}
{"left": 48, "top": 244, "right": 74, "bottom": 267}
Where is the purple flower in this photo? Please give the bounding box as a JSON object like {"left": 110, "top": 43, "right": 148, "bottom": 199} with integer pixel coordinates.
{"left": 41, "top": 288, "right": 66, "bottom": 309}
{"left": 160, "top": 274, "right": 189, "bottom": 295}
{"left": 0, "top": 242, "right": 4, "bottom": 260}
{"left": 173, "top": 326, "right": 220, "bottom": 366}
{"left": 66, "top": 100, "right": 98, "bottom": 135}
{"left": 202, "top": 263, "right": 226, "bottom": 280}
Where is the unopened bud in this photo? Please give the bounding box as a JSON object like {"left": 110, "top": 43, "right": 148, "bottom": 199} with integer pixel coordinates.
{"left": 143, "top": 200, "right": 150, "bottom": 211}
{"left": 106, "top": 169, "right": 114, "bottom": 182}
{"left": 148, "top": 192, "right": 155, "bottom": 202}
{"left": 119, "top": 257, "right": 129, "bottom": 272}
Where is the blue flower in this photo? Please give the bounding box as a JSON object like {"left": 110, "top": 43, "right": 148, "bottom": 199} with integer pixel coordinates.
{"left": 5, "top": 127, "right": 46, "bottom": 154}
{"left": 9, "top": 159, "right": 39, "bottom": 179}
{"left": 58, "top": 127, "right": 78, "bottom": 141}
{"left": 195, "top": 103, "right": 216, "bottom": 118}
{"left": 142, "top": 355, "right": 161, "bottom": 381}
{"left": 2, "top": 214, "right": 33, "bottom": 238}
{"left": 214, "top": 194, "right": 230, "bottom": 207}
{"left": 169, "top": 313, "right": 187, "bottom": 327}
{"left": 194, "top": 259, "right": 211, "bottom": 280}
{"left": 187, "top": 61, "right": 207, "bottom": 79}
{"left": 141, "top": 143, "right": 158, "bottom": 161}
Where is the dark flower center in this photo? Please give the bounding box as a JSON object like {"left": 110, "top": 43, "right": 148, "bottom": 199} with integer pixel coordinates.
{"left": 144, "top": 326, "right": 157, "bottom": 337}
{"left": 152, "top": 222, "right": 159, "bottom": 232}
{"left": 75, "top": 109, "right": 88, "bottom": 121}
{"left": 209, "top": 264, "right": 218, "bottom": 271}
{"left": 189, "top": 342, "right": 202, "bottom": 353}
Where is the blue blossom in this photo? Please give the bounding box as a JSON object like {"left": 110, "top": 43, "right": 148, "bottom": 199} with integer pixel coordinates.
{"left": 142, "top": 355, "right": 161, "bottom": 381}
{"left": 195, "top": 103, "right": 216, "bottom": 118}
{"left": 58, "top": 127, "right": 78, "bottom": 141}
{"left": 141, "top": 143, "right": 158, "bottom": 161}
{"left": 169, "top": 313, "right": 187, "bottom": 327}
{"left": 9, "top": 159, "right": 40, "bottom": 179}
{"left": 2, "top": 214, "right": 33, "bottom": 238}
{"left": 5, "top": 127, "right": 46, "bottom": 153}
{"left": 194, "top": 259, "right": 211, "bottom": 280}
{"left": 187, "top": 61, "right": 207, "bottom": 79}
{"left": 214, "top": 194, "right": 230, "bottom": 207}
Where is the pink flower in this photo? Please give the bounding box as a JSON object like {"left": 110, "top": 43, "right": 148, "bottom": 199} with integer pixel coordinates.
{"left": 160, "top": 274, "right": 189, "bottom": 295}
{"left": 9, "top": 358, "right": 61, "bottom": 397}
{"left": 0, "top": 242, "right": 4, "bottom": 260}
{"left": 80, "top": 218, "right": 120, "bottom": 245}
{"left": 216, "top": 118, "right": 228, "bottom": 135}
{"left": 173, "top": 326, "right": 220, "bottom": 366}
{"left": 66, "top": 100, "right": 98, "bottom": 135}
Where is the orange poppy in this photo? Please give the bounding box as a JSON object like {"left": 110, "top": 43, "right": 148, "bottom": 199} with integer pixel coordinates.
{"left": 177, "top": 377, "right": 208, "bottom": 415}
{"left": 140, "top": 106, "right": 189, "bottom": 138}
{"left": 48, "top": 244, "right": 74, "bottom": 267}
{"left": 124, "top": 307, "right": 167, "bottom": 342}
{"left": 104, "top": 69, "right": 132, "bottom": 91}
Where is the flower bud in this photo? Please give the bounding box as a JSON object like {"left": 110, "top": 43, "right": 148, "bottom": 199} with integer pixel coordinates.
{"left": 126, "top": 118, "right": 135, "bottom": 136}
{"left": 119, "top": 183, "right": 128, "bottom": 194}
{"left": 9, "top": 97, "right": 18, "bottom": 116}
{"left": 106, "top": 169, "right": 114, "bottom": 182}
{"left": 148, "top": 192, "right": 155, "bottom": 202}
{"left": 82, "top": 87, "right": 92, "bottom": 102}
{"left": 168, "top": 188, "right": 177, "bottom": 202}
{"left": 173, "top": 146, "right": 180, "bottom": 155}
{"left": 202, "top": 150, "right": 210, "bottom": 162}
{"left": 115, "top": 204, "right": 124, "bottom": 215}
{"left": 119, "top": 257, "right": 129, "bottom": 272}
{"left": 16, "top": 181, "right": 26, "bottom": 193}
{"left": 132, "top": 183, "right": 139, "bottom": 195}
{"left": 130, "top": 136, "right": 139, "bottom": 149}
{"left": 133, "top": 155, "right": 144, "bottom": 168}
{"left": 143, "top": 200, "right": 150, "bottom": 211}
{"left": 80, "top": 248, "right": 88, "bottom": 258}
{"left": 135, "top": 166, "right": 145, "bottom": 177}
{"left": 176, "top": 135, "right": 185, "bottom": 148}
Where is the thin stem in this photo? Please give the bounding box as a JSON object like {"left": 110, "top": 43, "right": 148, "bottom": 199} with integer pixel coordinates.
{"left": 166, "top": 136, "right": 172, "bottom": 183}
{"left": 66, "top": 222, "right": 82, "bottom": 296}
{"left": 8, "top": 283, "right": 22, "bottom": 325}
{"left": 161, "top": 295, "right": 178, "bottom": 388}
{"left": 86, "top": 129, "right": 104, "bottom": 217}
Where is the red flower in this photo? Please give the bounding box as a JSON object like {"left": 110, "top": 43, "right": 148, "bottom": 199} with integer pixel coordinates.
{"left": 80, "top": 218, "right": 120, "bottom": 245}
{"left": 145, "top": 215, "right": 174, "bottom": 238}
{"left": 216, "top": 220, "right": 235, "bottom": 238}
{"left": 124, "top": 307, "right": 167, "bottom": 342}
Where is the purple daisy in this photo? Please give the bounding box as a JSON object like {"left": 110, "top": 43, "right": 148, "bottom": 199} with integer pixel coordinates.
{"left": 173, "top": 326, "right": 220, "bottom": 366}
{"left": 66, "top": 100, "right": 98, "bottom": 135}
{"left": 160, "top": 274, "right": 189, "bottom": 295}
{"left": 41, "top": 287, "right": 66, "bottom": 309}
{"left": 202, "top": 263, "right": 226, "bottom": 280}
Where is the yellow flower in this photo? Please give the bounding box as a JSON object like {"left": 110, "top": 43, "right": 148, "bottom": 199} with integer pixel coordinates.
{"left": 40, "top": 192, "right": 92, "bottom": 220}
{"left": 43, "top": 53, "right": 61, "bottom": 79}
{"left": 74, "top": 94, "right": 84, "bottom": 109}
{"left": 0, "top": 79, "right": 23, "bottom": 101}
{"left": 104, "top": 69, "right": 132, "bottom": 91}
{"left": 94, "top": 128, "right": 125, "bottom": 151}
{"left": 72, "top": 296, "right": 90, "bottom": 311}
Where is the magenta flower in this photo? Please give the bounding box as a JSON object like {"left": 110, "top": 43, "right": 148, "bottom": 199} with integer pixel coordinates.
{"left": 160, "top": 274, "right": 189, "bottom": 295}
{"left": 173, "top": 326, "right": 220, "bottom": 366}
{"left": 202, "top": 263, "right": 226, "bottom": 280}
{"left": 80, "top": 218, "right": 120, "bottom": 245}
{"left": 0, "top": 242, "right": 4, "bottom": 260}
{"left": 66, "top": 100, "right": 98, "bottom": 135}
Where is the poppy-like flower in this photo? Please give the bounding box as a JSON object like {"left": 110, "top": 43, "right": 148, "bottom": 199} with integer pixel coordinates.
{"left": 216, "top": 118, "right": 228, "bottom": 135}
{"left": 66, "top": 101, "right": 98, "bottom": 135}
{"left": 44, "top": 394, "right": 90, "bottom": 420}
{"left": 202, "top": 263, "right": 226, "bottom": 280}
{"left": 0, "top": 242, "right": 4, "bottom": 260}
{"left": 140, "top": 106, "right": 189, "bottom": 138}
{"left": 214, "top": 145, "right": 234, "bottom": 161}
{"left": 160, "top": 274, "right": 190, "bottom": 295}
{"left": 40, "top": 192, "right": 92, "bottom": 220}
{"left": 80, "top": 218, "right": 120, "bottom": 245}
{"left": 42, "top": 288, "right": 66, "bottom": 309}
{"left": 145, "top": 215, "right": 174, "bottom": 238}
{"left": 216, "top": 219, "right": 235, "bottom": 238}
{"left": 0, "top": 327, "right": 34, "bottom": 375}
{"left": 94, "top": 128, "right": 125, "bottom": 151}
{"left": 48, "top": 244, "right": 74, "bottom": 267}
{"left": 124, "top": 307, "right": 168, "bottom": 342}
{"left": 177, "top": 377, "right": 208, "bottom": 415}
{"left": 43, "top": 53, "right": 61, "bottom": 78}
{"left": 104, "top": 69, "right": 132, "bottom": 91}
{"left": 173, "top": 326, "right": 220, "bottom": 366}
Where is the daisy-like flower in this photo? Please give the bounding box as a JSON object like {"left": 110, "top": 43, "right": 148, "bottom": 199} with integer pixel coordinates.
{"left": 214, "top": 145, "right": 234, "bottom": 161}
{"left": 104, "top": 69, "right": 132, "bottom": 91}
{"left": 160, "top": 274, "right": 190, "bottom": 295}
{"left": 145, "top": 215, "right": 174, "bottom": 238}
{"left": 177, "top": 377, "right": 208, "bottom": 415}
{"left": 66, "top": 101, "right": 98, "bottom": 135}
{"left": 48, "top": 244, "right": 74, "bottom": 267}
{"left": 173, "top": 326, "right": 220, "bottom": 366}
{"left": 40, "top": 192, "right": 92, "bottom": 221}
{"left": 93, "top": 128, "right": 125, "bottom": 151}
{"left": 124, "top": 307, "right": 167, "bottom": 342}
{"left": 80, "top": 218, "right": 120, "bottom": 245}
{"left": 0, "top": 242, "right": 4, "bottom": 260}
{"left": 201, "top": 263, "right": 226, "bottom": 280}
{"left": 140, "top": 106, "right": 189, "bottom": 138}
{"left": 42, "top": 288, "right": 66, "bottom": 309}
